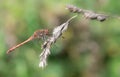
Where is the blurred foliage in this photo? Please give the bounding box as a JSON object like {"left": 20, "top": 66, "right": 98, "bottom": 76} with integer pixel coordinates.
{"left": 0, "top": 0, "right": 120, "bottom": 77}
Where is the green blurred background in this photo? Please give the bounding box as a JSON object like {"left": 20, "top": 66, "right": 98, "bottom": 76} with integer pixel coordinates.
{"left": 0, "top": 0, "right": 120, "bottom": 77}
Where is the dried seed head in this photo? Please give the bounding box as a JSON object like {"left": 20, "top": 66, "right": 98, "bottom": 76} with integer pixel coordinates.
{"left": 84, "top": 11, "right": 98, "bottom": 19}
{"left": 66, "top": 5, "right": 82, "bottom": 13}
{"left": 97, "top": 15, "right": 107, "bottom": 22}
{"left": 39, "top": 15, "right": 77, "bottom": 68}
{"left": 66, "top": 5, "right": 108, "bottom": 22}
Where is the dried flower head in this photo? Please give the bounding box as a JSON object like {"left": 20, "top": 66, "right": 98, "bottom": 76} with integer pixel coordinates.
{"left": 39, "top": 15, "right": 77, "bottom": 68}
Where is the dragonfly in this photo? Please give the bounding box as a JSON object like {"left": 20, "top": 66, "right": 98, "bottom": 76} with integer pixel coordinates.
{"left": 7, "top": 29, "right": 49, "bottom": 54}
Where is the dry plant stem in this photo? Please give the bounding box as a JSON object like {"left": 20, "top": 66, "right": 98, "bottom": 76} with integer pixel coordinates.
{"left": 39, "top": 15, "right": 77, "bottom": 68}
